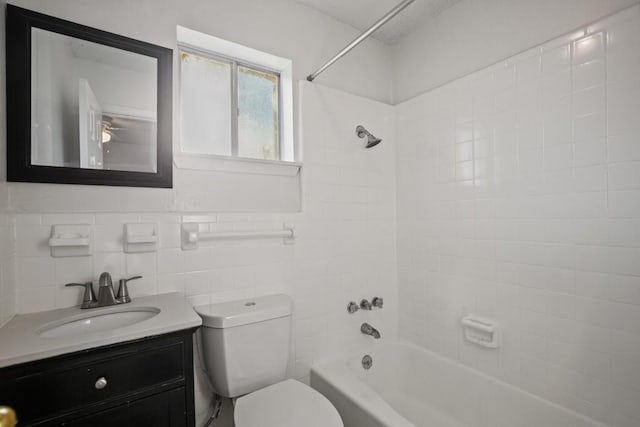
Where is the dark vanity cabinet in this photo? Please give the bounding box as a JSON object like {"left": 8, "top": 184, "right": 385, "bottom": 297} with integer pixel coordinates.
{"left": 0, "top": 329, "right": 196, "bottom": 426}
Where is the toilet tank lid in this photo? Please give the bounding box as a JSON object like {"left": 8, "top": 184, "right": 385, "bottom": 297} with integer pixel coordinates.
{"left": 194, "top": 294, "right": 293, "bottom": 328}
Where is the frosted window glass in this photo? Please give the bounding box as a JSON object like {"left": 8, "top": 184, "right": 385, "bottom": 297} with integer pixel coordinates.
{"left": 180, "top": 52, "right": 231, "bottom": 155}
{"left": 237, "top": 66, "right": 279, "bottom": 160}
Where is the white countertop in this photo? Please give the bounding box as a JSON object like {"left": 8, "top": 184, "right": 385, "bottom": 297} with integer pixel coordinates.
{"left": 0, "top": 292, "right": 202, "bottom": 368}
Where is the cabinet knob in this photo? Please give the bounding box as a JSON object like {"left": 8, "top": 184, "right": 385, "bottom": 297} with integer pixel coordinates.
{"left": 0, "top": 406, "right": 17, "bottom": 427}
{"left": 94, "top": 377, "right": 108, "bottom": 390}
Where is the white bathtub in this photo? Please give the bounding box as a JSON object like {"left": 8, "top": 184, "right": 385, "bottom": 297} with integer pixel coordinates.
{"left": 311, "top": 340, "right": 605, "bottom": 427}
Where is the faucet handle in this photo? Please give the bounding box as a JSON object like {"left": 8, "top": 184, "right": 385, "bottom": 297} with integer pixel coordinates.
{"left": 372, "top": 297, "right": 384, "bottom": 309}
{"left": 116, "top": 275, "right": 142, "bottom": 304}
{"left": 123, "top": 275, "right": 142, "bottom": 284}
{"left": 347, "top": 302, "right": 360, "bottom": 314}
{"left": 65, "top": 282, "right": 96, "bottom": 309}
{"left": 360, "top": 299, "right": 372, "bottom": 310}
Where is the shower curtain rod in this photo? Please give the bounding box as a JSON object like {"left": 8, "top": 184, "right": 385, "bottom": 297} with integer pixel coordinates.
{"left": 306, "top": 0, "right": 416, "bottom": 82}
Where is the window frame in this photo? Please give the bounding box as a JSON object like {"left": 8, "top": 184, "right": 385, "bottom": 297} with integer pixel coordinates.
{"left": 176, "top": 26, "right": 297, "bottom": 176}
{"left": 179, "top": 45, "right": 283, "bottom": 161}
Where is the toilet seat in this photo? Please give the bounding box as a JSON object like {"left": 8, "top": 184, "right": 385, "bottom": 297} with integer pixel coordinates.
{"left": 234, "top": 379, "right": 343, "bottom": 427}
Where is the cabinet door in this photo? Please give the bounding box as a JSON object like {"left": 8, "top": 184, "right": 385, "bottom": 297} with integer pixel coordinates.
{"left": 63, "top": 388, "right": 186, "bottom": 427}
{"left": 0, "top": 330, "right": 195, "bottom": 427}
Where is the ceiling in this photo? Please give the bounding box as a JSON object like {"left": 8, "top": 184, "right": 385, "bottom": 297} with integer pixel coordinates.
{"left": 293, "top": 0, "right": 462, "bottom": 44}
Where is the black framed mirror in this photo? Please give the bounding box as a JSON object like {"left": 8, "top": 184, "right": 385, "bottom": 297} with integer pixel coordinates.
{"left": 6, "top": 5, "right": 173, "bottom": 188}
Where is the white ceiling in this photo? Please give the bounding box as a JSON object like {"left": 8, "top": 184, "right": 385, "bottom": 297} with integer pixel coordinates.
{"left": 293, "top": 0, "right": 462, "bottom": 44}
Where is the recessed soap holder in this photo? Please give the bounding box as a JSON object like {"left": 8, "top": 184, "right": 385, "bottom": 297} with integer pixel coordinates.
{"left": 461, "top": 315, "right": 500, "bottom": 349}
{"left": 124, "top": 223, "right": 158, "bottom": 253}
{"left": 49, "top": 224, "right": 91, "bottom": 257}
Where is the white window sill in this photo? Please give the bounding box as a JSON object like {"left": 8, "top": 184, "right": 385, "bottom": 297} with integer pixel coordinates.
{"left": 174, "top": 153, "right": 301, "bottom": 177}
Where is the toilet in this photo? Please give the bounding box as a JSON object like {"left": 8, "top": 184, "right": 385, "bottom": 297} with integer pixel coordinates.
{"left": 195, "top": 294, "right": 343, "bottom": 427}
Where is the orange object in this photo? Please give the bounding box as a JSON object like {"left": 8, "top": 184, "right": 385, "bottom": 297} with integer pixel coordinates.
{"left": 0, "top": 406, "right": 17, "bottom": 427}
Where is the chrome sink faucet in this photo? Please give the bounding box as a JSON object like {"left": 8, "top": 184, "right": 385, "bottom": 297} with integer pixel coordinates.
{"left": 361, "top": 322, "right": 381, "bottom": 339}
{"left": 97, "top": 272, "right": 117, "bottom": 307}
{"left": 66, "top": 273, "right": 142, "bottom": 309}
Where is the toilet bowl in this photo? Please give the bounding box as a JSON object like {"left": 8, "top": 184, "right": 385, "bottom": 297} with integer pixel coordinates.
{"left": 234, "top": 379, "right": 342, "bottom": 427}
{"left": 194, "top": 294, "right": 343, "bottom": 427}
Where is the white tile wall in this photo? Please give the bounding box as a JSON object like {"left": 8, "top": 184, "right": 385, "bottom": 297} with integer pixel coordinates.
{"left": 0, "top": 9, "right": 12, "bottom": 328}
{"left": 396, "top": 5, "right": 640, "bottom": 426}
{"left": 3, "top": 4, "right": 638, "bottom": 426}
{"left": 0, "top": 208, "right": 15, "bottom": 327}
{"left": 8, "top": 82, "right": 397, "bottom": 425}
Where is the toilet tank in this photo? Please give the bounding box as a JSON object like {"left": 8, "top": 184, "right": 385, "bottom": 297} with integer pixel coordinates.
{"left": 195, "top": 294, "right": 292, "bottom": 398}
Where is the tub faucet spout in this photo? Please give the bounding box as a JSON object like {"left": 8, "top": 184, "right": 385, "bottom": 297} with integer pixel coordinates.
{"left": 361, "top": 322, "right": 381, "bottom": 339}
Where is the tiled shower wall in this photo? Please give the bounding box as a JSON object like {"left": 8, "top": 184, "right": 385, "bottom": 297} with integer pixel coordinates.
{"left": 397, "top": 6, "right": 640, "bottom": 427}
{"left": 9, "top": 82, "right": 397, "bottom": 423}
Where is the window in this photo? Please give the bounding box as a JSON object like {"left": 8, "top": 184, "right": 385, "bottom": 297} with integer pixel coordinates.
{"left": 237, "top": 65, "right": 280, "bottom": 160}
{"left": 177, "top": 27, "right": 295, "bottom": 167}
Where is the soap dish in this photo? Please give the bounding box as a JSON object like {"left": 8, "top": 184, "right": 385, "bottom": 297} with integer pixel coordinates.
{"left": 124, "top": 223, "right": 158, "bottom": 253}
{"left": 49, "top": 224, "right": 92, "bottom": 257}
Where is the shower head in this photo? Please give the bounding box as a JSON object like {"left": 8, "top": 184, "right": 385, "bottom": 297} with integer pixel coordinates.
{"left": 356, "top": 125, "right": 382, "bottom": 148}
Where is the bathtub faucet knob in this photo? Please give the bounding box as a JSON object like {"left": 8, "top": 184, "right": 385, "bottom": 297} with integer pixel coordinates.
{"left": 347, "top": 302, "right": 360, "bottom": 314}
{"left": 372, "top": 297, "right": 383, "bottom": 309}
{"left": 360, "top": 299, "right": 373, "bottom": 310}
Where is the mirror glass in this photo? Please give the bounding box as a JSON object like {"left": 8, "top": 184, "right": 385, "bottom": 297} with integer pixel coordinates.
{"left": 31, "top": 28, "right": 158, "bottom": 172}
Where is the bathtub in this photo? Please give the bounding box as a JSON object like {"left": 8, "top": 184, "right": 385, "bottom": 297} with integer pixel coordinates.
{"left": 311, "top": 340, "right": 604, "bottom": 427}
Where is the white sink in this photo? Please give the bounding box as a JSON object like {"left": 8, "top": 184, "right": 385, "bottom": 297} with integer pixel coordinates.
{"left": 37, "top": 307, "right": 161, "bottom": 338}
{"left": 0, "top": 293, "right": 201, "bottom": 368}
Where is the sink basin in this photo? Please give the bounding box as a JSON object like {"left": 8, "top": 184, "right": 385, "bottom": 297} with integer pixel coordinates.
{"left": 37, "top": 307, "right": 161, "bottom": 338}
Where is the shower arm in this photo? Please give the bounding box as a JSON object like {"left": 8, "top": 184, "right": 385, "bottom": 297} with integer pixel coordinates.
{"left": 306, "top": 0, "right": 416, "bottom": 82}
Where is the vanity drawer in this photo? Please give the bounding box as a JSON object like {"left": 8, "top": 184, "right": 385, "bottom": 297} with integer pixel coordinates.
{"left": 63, "top": 387, "right": 187, "bottom": 427}
{"left": 0, "top": 331, "right": 194, "bottom": 426}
